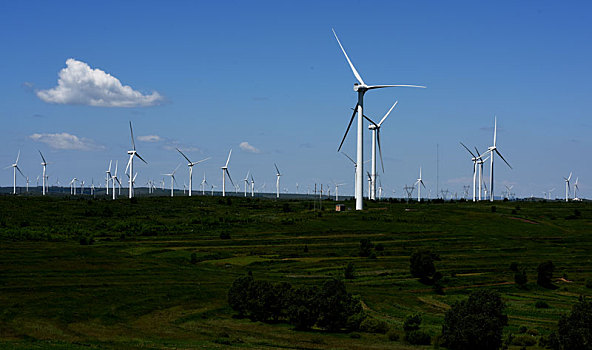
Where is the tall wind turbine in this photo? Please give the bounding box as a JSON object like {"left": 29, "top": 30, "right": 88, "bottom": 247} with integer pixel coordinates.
{"left": 363, "top": 100, "right": 398, "bottom": 200}
{"left": 563, "top": 172, "right": 572, "bottom": 202}
{"left": 485, "top": 117, "right": 512, "bottom": 202}
{"left": 125, "top": 121, "right": 147, "bottom": 198}
{"left": 163, "top": 164, "right": 180, "bottom": 197}
{"left": 333, "top": 29, "right": 425, "bottom": 210}
{"left": 220, "top": 149, "right": 234, "bottom": 197}
{"left": 573, "top": 177, "right": 580, "bottom": 200}
{"left": 274, "top": 163, "right": 281, "bottom": 198}
{"left": 475, "top": 147, "right": 489, "bottom": 201}
{"left": 243, "top": 171, "right": 250, "bottom": 197}
{"left": 415, "top": 167, "right": 426, "bottom": 201}
{"left": 105, "top": 160, "right": 112, "bottom": 196}
{"left": 7, "top": 151, "right": 25, "bottom": 194}
{"left": 112, "top": 161, "right": 121, "bottom": 200}
{"left": 250, "top": 174, "right": 255, "bottom": 197}
{"left": 176, "top": 148, "right": 210, "bottom": 197}
{"left": 460, "top": 142, "right": 478, "bottom": 202}
{"left": 38, "top": 150, "right": 48, "bottom": 196}
{"left": 201, "top": 172, "right": 208, "bottom": 195}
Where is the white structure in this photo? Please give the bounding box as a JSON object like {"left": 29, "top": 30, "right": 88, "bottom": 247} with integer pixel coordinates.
{"left": 220, "top": 150, "right": 234, "bottom": 197}
{"left": 105, "top": 160, "right": 112, "bottom": 196}
{"left": 333, "top": 181, "right": 346, "bottom": 201}
{"left": 243, "top": 171, "right": 250, "bottom": 197}
{"left": 125, "top": 122, "right": 147, "bottom": 198}
{"left": 415, "top": 167, "right": 426, "bottom": 201}
{"left": 274, "top": 163, "right": 281, "bottom": 198}
{"left": 563, "top": 172, "right": 572, "bottom": 202}
{"left": 163, "top": 164, "right": 180, "bottom": 197}
{"left": 38, "top": 150, "right": 48, "bottom": 196}
{"left": 485, "top": 117, "right": 511, "bottom": 201}
{"left": 176, "top": 148, "right": 209, "bottom": 197}
{"left": 201, "top": 172, "right": 208, "bottom": 195}
{"left": 112, "top": 161, "right": 121, "bottom": 200}
{"left": 460, "top": 142, "right": 478, "bottom": 202}
{"left": 333, "top": 29, "right": 425, "bottom": 210}
{"left": 364, "top": 100, "right": 398, "bottom": 200}
{"left": 573, "top": 177, "right": 580, "bottom": 200}
{"left": 7, "top": 150, "right": 25, "bottom": 194}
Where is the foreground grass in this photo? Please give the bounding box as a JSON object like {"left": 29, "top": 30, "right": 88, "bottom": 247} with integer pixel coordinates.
{"left": 0, "top": 195, "right": 590, "bottom": 349}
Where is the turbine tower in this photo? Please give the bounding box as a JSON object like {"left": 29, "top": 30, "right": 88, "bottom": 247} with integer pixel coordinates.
{"left": 563, "top": 172, "right": 572, "bottom": 202}
{"left": 220, "top": 149, "right": 234, "bottom": 197}
{"left": 7, "top": 150, "right": 25, "bottom": 194}
{"left": 176, "top": 148, "right": 210, "bottom": 197}
{"left": 163, "top": 164, "right": 180, "bottom": 197}
{"left": 105, "top": 160, "right": 112, "bottom": 196}
{"left": 38, "top": 150, "right": 48, "bottom": 196}
{"left": 112, "top": 161, "right": 121, "bottom": 200}
{"left": 125, "top": 121, "right": 147, "bottom": 198}
{"left": 250, "top": 174, "right": 255, "bottom": 197}
{"left": 243, "top": 171, "right": 250, "bottom": 197}
{"left": 363, "top": 100, "right": 398, "bottom": 200}
{"left": 201, "top": 172, "right": 208, "bottom": 195}
{"left": 573, "top": 177, "right": 579, "bottom": 200}
{"left": 415, "top": 167, "right": 426, "bottom": 201}
{"left": 333, "top": 29, "right": 425, "bottom": 210}
{"left": 274, "top": 163, "right": 281, "bottom": 198}
{"left": 485, "top": 117, "right": 512, "bottom": 202}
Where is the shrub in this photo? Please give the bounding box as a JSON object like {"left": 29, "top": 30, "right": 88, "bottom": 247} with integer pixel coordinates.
{"left": 344, "top": 262, "right": 355, "bottom": 279}
{"left": 535, "top": 301, "right": 549, "bottom": 309}
{"left": 557, "top": 296, "right": 592, "bottom": 350}
{"left": 515, "top": 270, "right": 528, "bottom": 287}
{"left": 359, "top": 317, "right": 389, "bottom": 334}
{"left": 512, "top": 334, "right": 537, "bottom": 346}
{"left": 403, "top": 314, "right": 422, "bottom": 332}
{"left": 316, "top": 279, "right": 363, "bottom": 331}
{"left": 219, "top": 232, "right": 231, "bottom": 239}
{"left": 288, "top": 286, "right": 319, "bottom": 330}
{"left": 405, "top": 330, "right": 431, "bottom": 345}
{"left": 491, "top": 205, "right": 496, "bottom": 212}
{"left": 374, "top": 243, "right": 384, "bottom": 252}
{"left": 387, "top": 329, "right": 400, "bottom": 341}
{"left": 190, "top": 252, "right": 197, "bottom": 264}
{"left": 359, "top": 239, "right": 374, "bottom": 257}
{"left": 538, "top": 332, "right": 559, "bottom": 350}
{"left": 441, "top": 290, "right": 508, "bottom": 350}
{"left": 510, "top": 262, "right": 519, "bottom": 272}
{"left": 303, "top": 245, "right": 309, "bottom": 253}
{"left": 537, "top": 261, "right": 555, "bottom": 287}
{"left": 228, "top": 275, "right": 254, "bottom": 317}
{"left": 586, "top": 279, "right": 592, "bottom": 289}
{"left": 410, "top": 250, "right": 441, "bottom": 282}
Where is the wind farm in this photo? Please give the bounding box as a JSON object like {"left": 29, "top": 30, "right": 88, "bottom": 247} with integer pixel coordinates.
{"left": 1, "top": 2, "right": 591, "bottom": 350}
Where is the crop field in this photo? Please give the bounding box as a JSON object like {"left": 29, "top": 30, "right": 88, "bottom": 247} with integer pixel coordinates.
{"left": 0, "top": 195, "right": 591, "bottom": 349}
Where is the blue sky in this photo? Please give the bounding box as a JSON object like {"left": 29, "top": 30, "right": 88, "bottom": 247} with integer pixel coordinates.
{"left": 1, "top": 1, "right": 590, "bottom": 198}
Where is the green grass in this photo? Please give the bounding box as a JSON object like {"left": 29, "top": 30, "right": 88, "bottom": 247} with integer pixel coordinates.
{"left": 0, "top": 195, "right": 591, "bottom": 349}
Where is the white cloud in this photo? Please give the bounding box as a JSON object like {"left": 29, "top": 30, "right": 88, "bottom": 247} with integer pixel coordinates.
{"left": 29, "top": 132, "right": 102, "bottom": 151}
{"left": 239, "top": 141, "right": 260, "bottom": 153}
{"left": 137, "top": 135, "right": 162, "bottom": 142}
{"left": 36, "top": 58, "right": 163, "bottom": 107}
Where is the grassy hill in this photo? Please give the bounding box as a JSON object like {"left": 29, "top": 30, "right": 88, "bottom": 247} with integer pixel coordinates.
{"left": 0, "top": 195, "right": 590, "bottom": 349}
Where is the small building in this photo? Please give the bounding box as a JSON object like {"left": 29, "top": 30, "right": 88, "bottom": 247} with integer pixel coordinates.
{"left": 335, "top": 204, "right": 346, "bottom": 212}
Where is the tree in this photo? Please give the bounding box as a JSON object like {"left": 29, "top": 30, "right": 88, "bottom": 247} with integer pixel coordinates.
{"left": 287, "top": 286, "right": 319, "bottom": 330}
{"left": 344, "top": 262, "right": 355, "bottom": 279}
{"left": 410, "top": 250, "right": 441, "bottom": 282}
{"left": 441, "top": 290, "right": 508, "bottom": 350}
{"left": 537, "top": 261, "right": 555, "bottom": 287}
{"left": 227, "top": 275, "right": 254, "bottom": 317}
{"left": 514, "top": 269, "right": 527, "bottom": 288}
{"left": 557, "top": 296, "right": 592, "bottom": 350}
{"left": 359, "top": 239, "right": 374, "bottom": 257}
{"left": 316, "top": 279, "right": 362, "bottom": 331}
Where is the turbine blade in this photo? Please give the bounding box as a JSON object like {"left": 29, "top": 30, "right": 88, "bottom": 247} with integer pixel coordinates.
{"left": 568, "top": 172, "right": 572, "bottom": 181}
{"left": 176, "top": 148, "right": 191, "bottom": 163}
{"left": 495, "top": 149, "right": 512, "bottom": 169}
{"left": 367, "top": 84, "right": 426, "bottom": 90}
{"left": 274, "top": 163, "right": 280, "bottom": 176}
{"left": 129, "top": 121, "right": 136, "bottom": 150}
{"left": 225, "top": 169, "right": 235, "bottom": 187}
{"left": 135, "top": 152, "right": 148, "bottom": 164}
{"left": 16, "top": 166, "right": 25, "bottom": 178}
{"left": 460, "top": 142, "right": 476, "bottom": 158}
{"left": 377, "top": 129, "right": 384, "bottom": 172}
{"left": 225, "top": 149, "right": 232, "bottom": 168}
{"left": 378, "top": 101, "right": 398, "bottom": 126}
{"left": 493, "top": 116, "right": 497, "bottom": 147}
{"left": 421, "top": 180, "right": 426, "bottom": 189}
{"left": 338, "top": 104, "right": 358, "bottom": 152}
{"left": 193, "top": 157, "right": 211, "bottom": 165}
{"left": 15, "top": 150, "right": 20, "bottom": 164}
{"left": 38, "top": 150, "right": 46, "bottom": 164}
{"left": 125, "top": 156, "right": 131, "bottom": 174}
{"left": 341, "top": 152, "right": 355, "bottom": 165}
{"left": 332, "top": 29, "right": 365, "bottom": 85}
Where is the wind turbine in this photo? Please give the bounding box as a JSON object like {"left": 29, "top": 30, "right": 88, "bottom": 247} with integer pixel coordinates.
{"left": 332, "top": 180, "right": 346, "bottom": 201}
{"left": 176, "top": 148, "right": 210, "bottom": 197}
{"left": 333, "top": 29, "right": 425, "bottom": 210}
{"left": 250, "top": 174, "right": 255, "bottom": 197}
{"left": 415, "top": 167, "right": 426, "bottom": 201}
{"left": 573, "top": 177, "right": 580, "bottom": 200}
{"left": 163, "top": 164, "right": 180, "bottom": 197}
{"left": 201, "top": 172, "right": 208, "bottom": 195}
{"left": 274, "top": 163, "right": 281, "bottom": 198}
{"left": 460, "top": 142, "right": 478, "bottom": 202}
{"left": 475, "top": 147, "right": 490, "bottom": 201}
{"left": 548, "top": 188, "right": 555, "bottom": 200}
{"left": 362, "top": 100, "right": 398, "bottom": 200}
{"left": 70, "top": 178, "right": 77, "bottom": 195}
{"left": 125, "top": 121, "right": 147, "bottom": 198}
{"left": 38, "top": 150, "right": 49, "bottom": 196}
{"left": 220, "top": 149, "right": 234, "bottom": 197}
{"left": 112, "top": 161, "right": 121, "bottom": 200}
{"left": 485, "top": 117, "right": 512, "bottom": 202}
{"left": 105, "top": 160, "right": 112, "bottom": 196}
{"left": 6, "top": 151, "right": 25, "bottom": 194}
{"left": 243, "top": 171, "right": 250, "bottom": 197}
{"left": 91, "top": 178, "right": 95, "bottom": 196}
{"left": 563, "top": 172, "right": 572, "bottom": 202}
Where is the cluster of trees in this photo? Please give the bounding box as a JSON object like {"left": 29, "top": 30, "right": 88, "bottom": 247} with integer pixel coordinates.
{"left": 228, "top": 275, "right": 364, "bottom": 331}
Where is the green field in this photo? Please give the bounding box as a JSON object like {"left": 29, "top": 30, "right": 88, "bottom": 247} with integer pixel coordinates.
{"left": 0, "top": 196, "right": 590, "bottom": 349}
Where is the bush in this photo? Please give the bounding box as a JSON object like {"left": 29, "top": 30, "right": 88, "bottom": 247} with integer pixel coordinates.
{"left": 387, "top": 329, "right": 400, "bottom": 341}
{"left": 586, "top": 279, "right": 592, "bottom": 289}
{"left": 359, "top": 239, "right": 374, "bottom": 257}
{"left": 219, "top": 232, "right": 231, "bottom": 239}
{"left": 441, "top": 290, "right": 508, "bottom": 350}
{"left": 537, "top": 261, "right": 555, "bottom": 287}
{"left": 515, "top": 270, "right": 528, "bottom": 287}
{"left": 538, "top": 332, "right": 559, "bottom": 350}
{"left": 510, "top": 262, "right": 519, "bottom": 272}
{"left": 410, "top": 250, "right": 441, "bottom": 283}
{"left": 288, "top": 286, "right": 319, "bottom": 330}
{"left": 403, "top": 314, "right": 422, "bottom": 332}
{"left": 344, "top": 262, "right": 355, "bottom": 279}
{"left": 512, "top": 334, "right": 537, "bottom": 346}
{"left": 557, "top": 296, "right": 592, "bottom": 350}
{"left": 535, "top": 301, "right": 549, "bottom": 309}
{"left": 190, "top": 252, "right": 197, "bottom": 264}
{"left": 316, "top": 279, "right": 363, "bottom": 331}
{"left": 359, "top": 317, "right": 389, "bottom": 334}
{"left": 405, "top": 330, "right": 431, "bottom": 345}
{"left": 491, "top": 205, "right": 496, "bottom": 212}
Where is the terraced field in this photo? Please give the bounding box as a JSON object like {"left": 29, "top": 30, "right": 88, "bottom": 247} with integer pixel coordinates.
{"left": 0, "top": 196, "right": 590, "bottom": 349}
